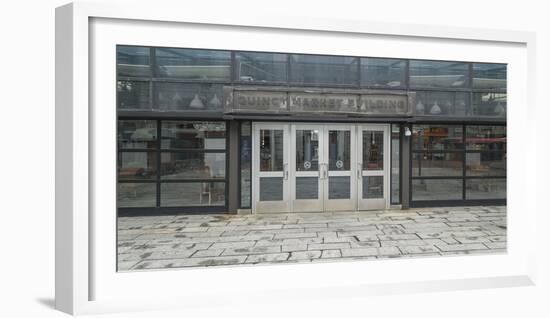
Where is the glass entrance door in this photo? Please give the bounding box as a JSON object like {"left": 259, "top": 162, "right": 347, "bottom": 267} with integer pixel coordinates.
{"left": 252, "top": 123, "right": 291, "bottom": 213}
{"left": 357, "top": 125, "right": 390, "bottom": 210}
{"left": 253, "top": 123, "right": 389, "bottom": 213}
{"left": 323, "top": 125, "right": 356, "bottom": 211}
{"left": 291, "top": 124, "right": 324, "bottom": 212}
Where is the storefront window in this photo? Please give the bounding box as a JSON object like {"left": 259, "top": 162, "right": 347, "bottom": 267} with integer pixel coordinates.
{"left": 473, "top": 63, "right": 506, "bottom": 89}
{"left": 409, "top": 60, "right": 469, "bottom": 89}
{"left": 154, "top": 48, "right": 231, "bottom": 81}
{"left": 414, "top": 91, "right": 469, "bottom": 116}
{"left": 235, "top": 52, "right": 287, "bottom": 83}
{"left": 240, "top": 122, "right": 252, "bottom": 208}
{"left": 361, "top": 58, "right": 406, "bottom": 88}
{"left": 472, "top": 92, "right": 507, "bottom": 117}
{"left": 156, "top": 83, "right": 224, "bottom": 112}
{"left": 411, "top": 124, "right": 506, "bottom": 203}
{"left": 117, "top": 46, "right": 151, "bottom": 77}
{"left": 117, "top": 80, "right": 151, "bottom": 110}
{"left": 290, "top": 54, "right": 358, "bottom": 86}
{"left": 390, "top": 124, "right": 400, "bottom": 204}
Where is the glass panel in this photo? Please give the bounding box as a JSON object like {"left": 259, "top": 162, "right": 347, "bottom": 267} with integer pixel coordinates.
{"left": 156, "top": 83, "right": 223, "bottom": 111}
{"left": 235, "top": 52, "right": 287, "bottom": 83}
{"left": 391, "top": 124, "right": 400, "bottom": 204}
{"left": 117, "top": 80, "right": 150, "bottom": 110}
{"left": 161, "top": 182, "right": 225, "bottom": 206}
{"left": 363, "top": 131, "right": 384, "bottom": 170}
{"left": 259, "top": 177, "right": 283, "bottom": 201}
{"left": 361, "top": 58, "right": 406, "bottom": 88}
{"left": 414, "top": 91, "right": 469, "bottom": 116}
{"left": 290, "top": 54, "right": 358, "bottom": 86}
{"left": 466, "top": 125, "right": 506, "bottom": 151}
{"left": 118, "top": 152, "right": 157, "bottom": 180}
{"left": 160, "top": 152, "right": 226, "bottom": 180}
{"left": 118, "top": 120, "right": 157, "bottom": 149}
{"left": 329, "top": 176, "right": 351, "bottom": 199}
{"left": 155, "top": 48, "right": 231, "bottom": 80}
{"left": 409, "top": 60, "right": 469, "bottom": 88}
{"left": 161, "top": 121, "right": 226, "bottom": 150}
{"left": 296, "top": 129, "right": 320, "bottom": 171}
{"left": 412, "top": 179, "right": 462, "bottom": 201}
{"left": 296, "top": 177, "right": 318, "bottom": 200}
{"left": 117, "top": 46, "right": 151, "bottom": 77}
{"left": 413, "top": 152, "right": 463, "bottom": 177}
{"left": 466, "top": 179, "right": 506, "bottom": 199}
{"left": 328, "top": 130, "right": 351, "bottom": 170}
{"left": 363, "top": 176, "right": 384, "bottom": 199}
{"left": 118, "top": 183, "right": 156, "bottom": 207}
{"left": 466, "top": 152, "right": 506, "bottom": 176}
{"left": 473, "top": 63, "right": 507, "bottom": 89}
{"left": 260, "top": 129, "right": 284, "bottom": 171}
{"left": 412, "top": 125, "right": 463, "bottom": 151}
{"left": 472, "top": 92, "right": 507, "bottom": 117}
{"left": 240, "top": 122, "right": 252, "bottom": 208}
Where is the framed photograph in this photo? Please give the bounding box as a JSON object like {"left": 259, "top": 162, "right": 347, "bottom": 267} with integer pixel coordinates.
{"left": 55, "top": 2, "right": 536, "bottom": 315}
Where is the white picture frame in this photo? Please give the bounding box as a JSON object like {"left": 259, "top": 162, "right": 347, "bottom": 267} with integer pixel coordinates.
{"left": 55, "top": 2, "right": 537, "bottom": 315}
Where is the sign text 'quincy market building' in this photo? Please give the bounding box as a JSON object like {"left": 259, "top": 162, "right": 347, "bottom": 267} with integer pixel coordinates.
{"left": 225, "top": 88, "right": 414, "bottom": 116}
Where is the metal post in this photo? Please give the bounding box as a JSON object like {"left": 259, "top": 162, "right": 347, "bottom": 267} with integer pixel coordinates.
{"left": 227, "top": 121, "right": 240, "bottom": 213}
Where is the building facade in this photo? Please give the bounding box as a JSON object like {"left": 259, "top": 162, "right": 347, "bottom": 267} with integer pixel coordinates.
{"left": 116, "top": 46, "right": 506, "bottom": 216}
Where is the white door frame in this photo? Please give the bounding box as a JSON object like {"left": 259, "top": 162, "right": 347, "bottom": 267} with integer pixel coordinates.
{"left": 290, "top": 124, "right": 325, "bottom": 212}
{"left": 252, "top": 122, "right": 291, "bottom": 213}
{"left": 356, "top": 124, "right": 391, "bottom": 210}
{"left": 322, "top": 124, "right": 357, "bottom": 212}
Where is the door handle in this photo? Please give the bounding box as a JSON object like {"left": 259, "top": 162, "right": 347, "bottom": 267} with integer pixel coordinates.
{"left": 323, "top": 163, "right": 328, "bottom": 179}
{"left": 357, "top": 163, "right": 362, "bottom": 180}
{"left": 283, "top": 163, "right": 289, "bottom": 180}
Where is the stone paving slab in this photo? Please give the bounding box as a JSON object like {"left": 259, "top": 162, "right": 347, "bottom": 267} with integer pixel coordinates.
{"left": 118, "top": 206, "right": 507, "bottom": 271}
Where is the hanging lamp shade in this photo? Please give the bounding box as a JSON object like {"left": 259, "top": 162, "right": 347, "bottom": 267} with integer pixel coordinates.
{"left": 416, "top": 101, "right": 425, "bottom": 114}
{"left": 429, "top": 101, "right": 442, "bottom": 114}
{"left": 209, "top": 94, "right": 221, "bottom": 108}
{"left": 189, "top": 94, "right": 204, "bottom": 109}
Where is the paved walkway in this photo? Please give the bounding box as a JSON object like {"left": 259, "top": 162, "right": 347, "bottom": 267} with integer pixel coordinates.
{"left": 117, "top": 206, "right": 506, "bottom": 271}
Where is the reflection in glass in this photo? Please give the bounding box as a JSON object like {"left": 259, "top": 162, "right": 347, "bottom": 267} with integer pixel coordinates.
{"left": 473, "top": 63, "right": 507, "bottom": 89}
{"left": 413, "top": 153, "right": 463, "bottom": 177}
{"left": 414, "top": 91, "right": 469, "bottom": 116}
{"left": 472, "top": 93, "right": 507, "bottom": 117}
{"left": 328, "top": 130, "right": 351, "bottom": 170}
{"left": 118, "top": 152, "right": 157, "bottom": 180}
{"left": 296, "top": 177, "right": 318, "bottom": 200}
{"left": 466, "top": 125, "right": 506, "bottom": 151}
{"left": 329, "top": 176, "right": 350, "bottom": 199}
{"left": 235, "top": 52, "right": 287, "bottom": 83}
{"left": 156, "top": 83, "right": 224, "bottom": 111}
{"left": 155, "top": 48, "right": 231, "bottom": 80}
{"left": 466, "top": 179, "right": 506, "bottom": 199}
{"left": 409, "top": 60, "right": 469, "bottom": 88}
{"left": 117, "top": 81, "right": 150, "bottom": 110}
{"left": 259, "top": 177, "right": 283, "bottom": 201}
{"left": 296, "top": 130, "right": 319, "bottom": 171}
{"left": 161, "top": 121, "right": 226, "bottom": 150}
{"left": 240, "top": 122, "right": 252, "bottom": 208}
{"left": 118, "top": 120, "right": 157, "bottom": 149}
{"left": 361, "top": 58, "right": 406, "bottom": 88}
{"left": 117, "top": 46, "right": 151, "bottom": 77}
{"left": 161, "top": 152, "right": 226, "bottom": 180}
{"left": 391, "top": 124, "right": 400, "bottom": 204}
{"left": 412, "top": 125, "right": 463, "bottom": 151}
{"left": 260, "top": 129, "right": 284, "bottom": 171}
{"left": 290, "top": 54, "right": 358, "bottom": 86}
{"left": 363, "top": 176, "right": 383, "bottom": 199}
{"left": 466, "top": 152, "right": 506, "bottom": 177}
{"left": 412, "top": 179, "right": 462, "bottom": 201}
{"left": 161, "top": 182, "right": 225, "bottom": 206}
{"left": 118, "top": 183, "right": 156, "bottom": 207}
{"left": 363, "top": 131, "right": 384, "bottom": 170}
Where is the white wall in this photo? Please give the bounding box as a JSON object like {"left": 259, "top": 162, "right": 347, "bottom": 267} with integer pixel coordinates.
{"left": 1, "top": 0, "right": 548, "bottom": 317}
